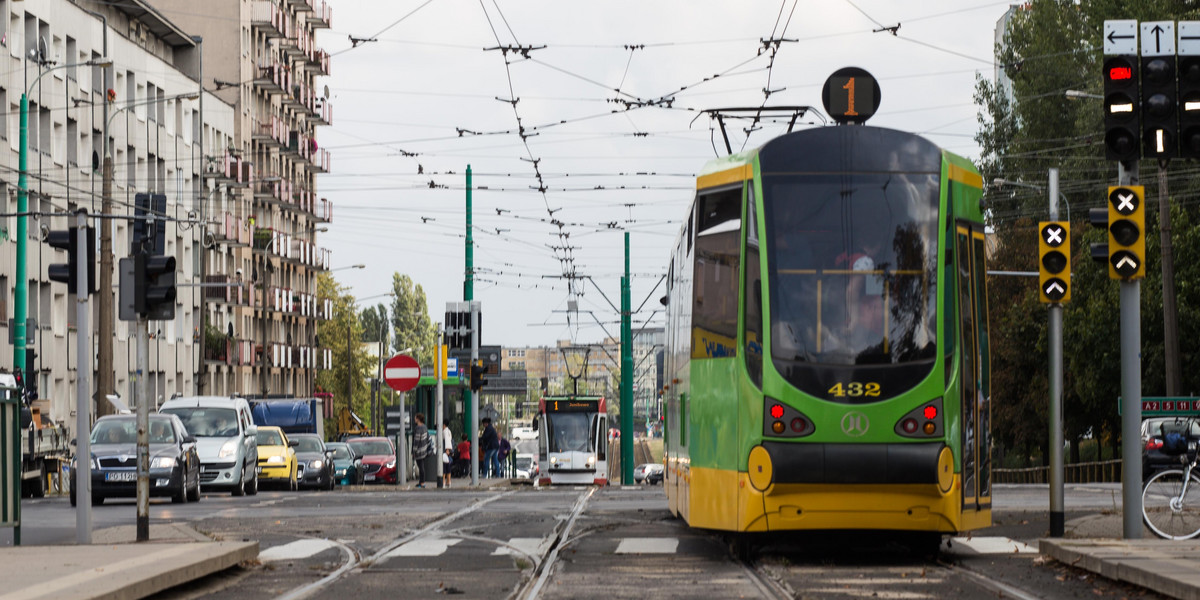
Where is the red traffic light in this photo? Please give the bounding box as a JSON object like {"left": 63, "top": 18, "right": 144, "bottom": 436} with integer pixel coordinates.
{"left": 1108, "top": 65, "right": 1133, "bottom": 81}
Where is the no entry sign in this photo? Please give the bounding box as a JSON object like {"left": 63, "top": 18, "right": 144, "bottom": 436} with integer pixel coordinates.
{"left": 384, "top": 354, "right": 421, "bottom": 392}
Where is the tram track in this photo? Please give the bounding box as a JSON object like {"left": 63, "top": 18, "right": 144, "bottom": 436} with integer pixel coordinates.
{"left": 516, "top": 486, "right": 596, "bottom": 600}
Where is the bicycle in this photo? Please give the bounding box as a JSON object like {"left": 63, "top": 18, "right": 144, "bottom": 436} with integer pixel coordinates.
{"left": 1142, "top": 418, "right": 1200, "bottom": 540}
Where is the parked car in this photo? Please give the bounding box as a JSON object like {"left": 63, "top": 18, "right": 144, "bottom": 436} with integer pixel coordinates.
{"left": 634, "top": 463, "right": 663, "bottom": 484}
{"left": 255, "top": 426, "right": 298, "bottom": 490}
{"left": 70, "top": 414, "right": 200, "bottom": 506}
{"left": 327, "top": 442, "right": 364, "bottom": 486}
{"left": 290, "top": 433, "right": 335, "bottom": 490}
{"left": 514, "top": 455, "right": 538, "bottom": 479}
{"left": 511, "top": 426, "right": 537, "bottom": 441}
{"left": 346, "top": 437, "right": 397, "bottom": 484}
{"left": 645, "top": 464, "right": 664, "bottom": 485}
{"left": 160, "top": 396, "right": 259, "bottom": 496}
{"left": 1142, "top": 417, "right": 1200, "bottom": 481}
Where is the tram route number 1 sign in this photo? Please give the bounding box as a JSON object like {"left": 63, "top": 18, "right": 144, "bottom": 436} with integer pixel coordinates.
{"left": 1117, "top": 396, "right": 1200, "bottom": 416}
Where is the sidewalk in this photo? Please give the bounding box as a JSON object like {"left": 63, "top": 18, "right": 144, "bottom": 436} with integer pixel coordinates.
{"left": 0, "top": 523, "right": 257, "bottom": 600}
{"left": 1039, "top": 513, "right": 1200, "bottom": 600}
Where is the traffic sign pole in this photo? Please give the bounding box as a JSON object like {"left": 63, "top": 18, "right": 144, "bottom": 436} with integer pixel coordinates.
{"left": 1118, "top": 161, "right": 1143, "bottom": 540}
{"left": 383, "top": 354, "right": 421, "bottom": 487}
{"left": 1048, "top": 169, "right": 1064, "bottom": 538}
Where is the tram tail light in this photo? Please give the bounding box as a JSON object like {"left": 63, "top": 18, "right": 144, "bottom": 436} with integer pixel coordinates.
{"left": 762, "top": 396, "right": 815, "bottom": 438}
{"left": 895, "top": 398, "right": 943, "bottom": 438}
{"left": 771, "top": 421, "right": 785, "bottom": 434}
{"left": 770, "top": 404, "right": 785, "bottom": 419}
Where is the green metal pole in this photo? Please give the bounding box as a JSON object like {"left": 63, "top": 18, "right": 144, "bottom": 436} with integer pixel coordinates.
{"left": 620, "top": 232, "right": 633, "bottom": 484}
{"left": 464, "top": 165, "right": 473, "bottom": 448}
{"left": 14, "top": 93, "right": 28, "bottom": 377}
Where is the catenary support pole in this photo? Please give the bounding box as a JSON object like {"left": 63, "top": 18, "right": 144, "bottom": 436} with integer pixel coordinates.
{"left": 620, "top": 233, "right": 633, "bottom": 484}
{"left": 435, "top": 328, "right": 444, "bottom": 487}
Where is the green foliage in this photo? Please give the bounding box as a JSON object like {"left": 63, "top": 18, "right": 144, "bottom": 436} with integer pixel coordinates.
{"left": 390, "top": 274, "right": 436, "bottom": 365}
{"left": 315, "top": 273, "right": 375, "bottom": 425}
{"left": 975, "top": 1, "right": 1200, "bottom": 465}
{"left": 360, "top": 304, "right": 389, "bottom": 343}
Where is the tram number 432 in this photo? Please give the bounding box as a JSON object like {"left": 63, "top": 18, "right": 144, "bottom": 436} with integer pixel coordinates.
{"left": 827, "top": 382, "right": 881, "bottom": 398}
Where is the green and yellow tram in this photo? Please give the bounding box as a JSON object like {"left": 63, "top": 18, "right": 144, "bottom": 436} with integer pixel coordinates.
{"left": 662, "top": 123, "right": 990, "bottom": 535}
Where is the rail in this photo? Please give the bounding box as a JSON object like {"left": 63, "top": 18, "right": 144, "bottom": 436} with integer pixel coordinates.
{"left": 993, "top": 459, "right": 1123, "bottom": 484}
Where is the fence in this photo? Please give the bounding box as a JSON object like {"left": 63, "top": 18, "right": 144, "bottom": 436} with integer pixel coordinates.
{"left": 993, "top": 459, "right": 1123, "bottom": 484}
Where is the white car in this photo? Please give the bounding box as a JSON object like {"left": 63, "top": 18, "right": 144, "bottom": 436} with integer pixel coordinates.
{"left": 512, "top": 426, "right": 537, "bottom": 441}
{"left": 634, "top": 463, "right": 663, "bottom": 484}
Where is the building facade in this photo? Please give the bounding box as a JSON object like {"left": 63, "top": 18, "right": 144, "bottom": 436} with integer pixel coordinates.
{"left": 145, "top": 0, "right": 334, "bottom": 399}
{"left": 0, "top": 0, "right": 238, "bottom": 438}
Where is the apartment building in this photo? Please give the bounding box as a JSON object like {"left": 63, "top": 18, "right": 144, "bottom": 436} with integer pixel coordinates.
{"left": 145, "top": 0, "right": 334, "bottom": 398}
{"left": 0, "top": 0, "right": 236, "bottom": 434}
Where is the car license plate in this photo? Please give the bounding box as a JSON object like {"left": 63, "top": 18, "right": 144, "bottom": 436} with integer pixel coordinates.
{"left": 105, "top": 471, "right": 136, "bottom": 482}
{"left": 365, "top": 474, "right": 375, "bottom": 481}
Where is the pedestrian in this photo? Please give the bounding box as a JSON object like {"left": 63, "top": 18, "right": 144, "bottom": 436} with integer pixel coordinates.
{"left": 481, "top": 418, "right": 500, "bottom": 478}
{"left": 498, "top": 435, "right": 511, "bottom": 478}
{"left": 412, "top": 413, "right": 430, "bottom": 488}
{"left": 442, "top": 447, "right": 452, "bottom": 488}
{"left": 455, "top": 434, "right": 471, "bottom": 477}
{"left": 442, "top": 423, "right": 453, "bottom": 456}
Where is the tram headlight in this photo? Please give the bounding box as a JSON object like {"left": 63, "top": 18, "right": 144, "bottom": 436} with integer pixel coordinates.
{"left": 586, "top": 456, "right": 595, "bottom": 467}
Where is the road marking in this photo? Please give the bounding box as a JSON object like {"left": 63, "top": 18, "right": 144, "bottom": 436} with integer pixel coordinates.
{"left": 493, "top": 537, "right": 551, "bottom": 558}
{"left": 614, "top": 537, "right": 678, "bottom": 554}
{"left": 943, "top": 536, "right": 1037, "bottom": 555}
{"left": 385, "top": 536, "right": 462, "bottom": 557}
{"left": 259, "top": 539, "right": 339, "bottom": 562}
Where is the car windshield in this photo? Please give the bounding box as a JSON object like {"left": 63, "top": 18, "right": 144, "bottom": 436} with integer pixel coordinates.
{"left": 328, "top": 445, "right": 353, "bottom": 460}
{"left": 256, "top": 430, "right": 286, "bottom": 446}
{"left": 293, "top": 437, "right": 324, "bottom": 453}
{"left": 1148, "top": 418, "right": 1200, "bottom": 438}
{"left": 148, "top": 418, "right": 176, "bottom": 444}
{"left": 349, "top": 440, "right": 393, "bottom": 455}
{"left": 161, "top": 407, "right": 239, "bottom": 437}
{"left": 91, "top": 419, "right": 136, "bottom": 444}
{"left": 515, "top": 456, "right": 532, "bottom": 468}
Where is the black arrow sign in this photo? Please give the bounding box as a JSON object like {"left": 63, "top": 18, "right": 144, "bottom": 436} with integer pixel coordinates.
{"left": 1151, "top": 24, "right": 1166, "bottom": 53}
{"left": 1107, "top": 30, "right": 1134, "bottom": 44}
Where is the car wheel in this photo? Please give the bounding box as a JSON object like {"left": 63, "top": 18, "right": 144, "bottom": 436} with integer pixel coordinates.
{"left": 69, "top": 490, "right": 77, "bottom": 507}
{"left": 232, "top": 469, "right": 247, "bottom": 497}
{"left": 289, "top": 467, "right": 298, "bottom": 491}
{"left": 187, "top": 475, "right": 201, "bottom": 502}
{"left": 246, "top": 470, "right": 259, "bottom": 496}
{"left": 327, "top": 469, "right": 335, "bottom": 490}
{"left": 172, "top": 480, "right": 187, "bottom": 504}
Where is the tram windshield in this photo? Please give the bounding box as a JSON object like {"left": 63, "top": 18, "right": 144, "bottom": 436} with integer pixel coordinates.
{"left": 546, "top": 412, "right": 594, "bottom": 453}
{"left": 760, "top": 128, "right": 941, "bottom": 402}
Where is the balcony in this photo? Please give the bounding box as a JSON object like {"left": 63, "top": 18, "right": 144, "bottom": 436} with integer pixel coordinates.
{"left": 250, "top": 1, "right": 286, "bottom": 38}
{"left": 254, "top": 62, "right": 288, "bottom": 96}
{"left": 313, "top": 197, "right": 333, "bottom": 223}
{"left": 252, "top": 115, "right": 288, "bottom": 149}
{"left": 308, "top": 148, "right": 330, "bottom": 173}
{"left": 319, "top": 297, "right": 333, "bottom": 320}
{"left": 254, "top": 178, "right": 283, "bottom": 202}
{"left": 312, "top": 98, "right": 331, "bottom": 125}
{"left": 253, "top": 228, "right": 293, "bottom": 260}
{"left": 309, "top": 0, "right": 331, "bottom": 28}
{"left": 213, "top": 213, "right": 252, "bottom": 247}
{"left": 204, "top": 274, "right": 254, "bottom": 306}
{"left": 309, "top": 49, "right": 331, "bottom": 76}
{"left": 205, "top": 338, "right": 256, "bottom": 367}
{"left": 287, "top": 0, "right": 314, "bottom": 13}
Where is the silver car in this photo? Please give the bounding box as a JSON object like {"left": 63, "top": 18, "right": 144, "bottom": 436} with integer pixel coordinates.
{"left": 160, "top": 396, "right": 259, "bottom": 496}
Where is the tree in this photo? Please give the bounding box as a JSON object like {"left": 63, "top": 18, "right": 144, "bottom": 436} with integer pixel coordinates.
{"left": 360, "top": 304, "right": 389, "bottom": 343}
{"left": 316, "top": 273, "right": 375, "bottom": 434}
{"left": 390, "top": 273, "right": 436, "bottom": 365}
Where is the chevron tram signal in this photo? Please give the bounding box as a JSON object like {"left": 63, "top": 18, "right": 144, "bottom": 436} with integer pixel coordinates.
{"left": 1107, "top": 185, "right": 1145, "bottom": 279}
{"left": 1038, "top": 221, "right": 1070, "bottom": 303}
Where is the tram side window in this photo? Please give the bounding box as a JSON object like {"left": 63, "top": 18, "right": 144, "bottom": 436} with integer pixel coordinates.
{"left": 692, "top": 186, "right": 742, "bottom": 359}
{"left": 744, "top": 183, "right": 762, "bottom": 386}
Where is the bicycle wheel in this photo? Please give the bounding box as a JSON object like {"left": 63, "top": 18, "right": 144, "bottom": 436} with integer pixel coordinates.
{"left": 1142, "top": 468, "right": 1200, "bottom": 540}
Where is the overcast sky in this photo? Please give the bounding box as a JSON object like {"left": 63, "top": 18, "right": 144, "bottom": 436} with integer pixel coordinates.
{"left": 317, "top": 0, "right": 1007, "bottom": 347}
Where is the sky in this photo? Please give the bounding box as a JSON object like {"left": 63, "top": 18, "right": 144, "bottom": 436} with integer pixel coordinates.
{"left": 316, "top": 0, "right": 1008, "bottom": 348}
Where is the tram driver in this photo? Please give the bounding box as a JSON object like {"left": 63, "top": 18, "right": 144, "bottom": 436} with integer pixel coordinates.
{"left": 556, "top": 418, "right": 588, "bottom": 452}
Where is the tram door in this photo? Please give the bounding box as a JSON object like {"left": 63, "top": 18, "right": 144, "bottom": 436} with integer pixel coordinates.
{"left": 955, "top": 223, "right": 992, "bottom": 511}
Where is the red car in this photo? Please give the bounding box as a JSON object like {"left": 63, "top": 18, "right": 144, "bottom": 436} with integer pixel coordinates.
{"left": 347, "top": 437, "right": 397, "bottom": 484}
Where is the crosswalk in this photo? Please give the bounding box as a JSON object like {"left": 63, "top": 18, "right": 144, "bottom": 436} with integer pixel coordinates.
{"left": 258, "top": 535, "right": 1036, "bottom": 562}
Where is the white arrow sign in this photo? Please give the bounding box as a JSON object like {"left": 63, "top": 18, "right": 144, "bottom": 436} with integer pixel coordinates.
{"left": 1105, "top": 20, "right": 1138, "bottom": 55}
{"left": 1116, "top": 256, "right": 1139, "bottom": 270}
{"left": 1180, "top": 21, "right": 1200, "bottom": 56}
{"left": 1143, "top": 21, "right": 1176, "bottom": 56}
{"left": 1045, "top": 281, "right": 1065, "bottom": 295}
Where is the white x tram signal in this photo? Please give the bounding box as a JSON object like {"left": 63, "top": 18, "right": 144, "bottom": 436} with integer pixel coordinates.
{"left": 1044, "top": 226, "right": 1064, "bottom": 246}
{"left": 1114, "top": 190, "right": 1137, "bottom": 213}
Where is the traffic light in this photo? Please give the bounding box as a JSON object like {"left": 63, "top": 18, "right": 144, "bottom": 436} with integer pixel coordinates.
{"left": 470, "top": 361, "right": 488, "bottom": 391}
{"left": 134, "top": 252, "right": 177, "bottom": 319}
{"left": 1104, "top": 55, "right": 1140, "bottom": 161}
{"left": 46, "top": 226, "right": 96, "bottom": 294}
{"left": 1179, "top": 55, "right": 1200, "bottom": 158}
{"left": 1141, "top": 55, "right": 1178, "bottom": 159}
{"left": 1038, "top": 221, "right": 1070, "bottom": 303}
{"left": 1106, "top": 185, "right": 1145, "bottom": 279}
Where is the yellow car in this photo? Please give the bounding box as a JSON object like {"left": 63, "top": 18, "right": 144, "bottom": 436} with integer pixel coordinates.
{"left": 255, "top": 426, "right": 298, "bottom": 490}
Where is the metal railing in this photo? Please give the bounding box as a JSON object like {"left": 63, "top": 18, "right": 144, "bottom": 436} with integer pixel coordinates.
{"left": 993, "top": 459, "right": 1123, "bottom": 484}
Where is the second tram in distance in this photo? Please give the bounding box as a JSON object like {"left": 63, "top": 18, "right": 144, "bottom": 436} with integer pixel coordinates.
{"left": 534, "top": 395, "right": 609, "bottom": 485}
